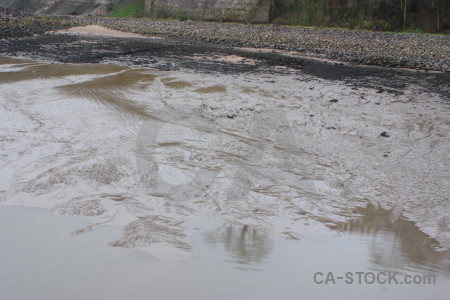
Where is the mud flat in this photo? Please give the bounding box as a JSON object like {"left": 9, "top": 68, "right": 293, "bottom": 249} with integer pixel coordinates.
{"left": 0, "top": 48, "right": 449, "bottom": 245}
{"left": 0, "top": 23, "right": 449, "bottom": 299}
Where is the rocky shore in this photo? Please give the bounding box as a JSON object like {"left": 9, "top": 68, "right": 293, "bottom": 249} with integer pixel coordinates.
{"left": 0, "top": 7, "right": 84, "bottom": 39}
{"left": 93, "top": 17, "right": 449, "bottom": 72}
{"left": 0, "top": 7, "right": 449, "bottom": 72}
{"left": 0, "top": 6, "right": 28, "bottom": 17}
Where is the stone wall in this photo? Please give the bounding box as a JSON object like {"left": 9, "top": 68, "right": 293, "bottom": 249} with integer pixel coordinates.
{"left": 0, "top": 0, "right": 111, "bottom": 15}
{"left": 144, "top": 0, "right": 271, "bottom": 23}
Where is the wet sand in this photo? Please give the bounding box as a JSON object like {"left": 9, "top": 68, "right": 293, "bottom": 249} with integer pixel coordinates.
{"left": 1, "top": 56, "right": 449, "bottom": 249}
{"left": 53, "top": 25, "right": 152, "bottom": 39}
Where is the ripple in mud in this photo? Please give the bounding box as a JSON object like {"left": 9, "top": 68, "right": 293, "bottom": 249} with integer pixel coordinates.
{"left": 53, "top": 198, "right": 105, "bottom": 217}
{"left": 194, "top": 85, "right": 227, "bottom": 94}
{"left": 56, "top": 70, "right": 158, "bottom": 118}
{"left": 161, "top": 77, "right": 193, "bottom": 89}
{"left": 110, "top": 216, "right": 192, "bottom": 251}
{"left": 22, "top": 158, "right": 129, "bottom": 193}
{"left": 0, "top": 62, "right": 127, "bottom": 84}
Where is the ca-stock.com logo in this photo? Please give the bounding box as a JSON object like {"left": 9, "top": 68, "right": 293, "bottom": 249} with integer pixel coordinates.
{"left": 313, "top": 271, "right": 437, "bottom": 285}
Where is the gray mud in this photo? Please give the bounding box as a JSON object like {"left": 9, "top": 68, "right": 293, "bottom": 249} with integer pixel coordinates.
{"left": 1, "top": 53, "right": 449, "bottom": 250}
{"left": 1, "top": 32, "right": 449, "bottom": 99}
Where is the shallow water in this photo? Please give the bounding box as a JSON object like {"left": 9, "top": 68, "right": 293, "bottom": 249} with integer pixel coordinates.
{"left": 0, "top": 57, "right": 449, "bottom": 299}
{"left": 0, "top": 206, "right": 448, "bottom": 300}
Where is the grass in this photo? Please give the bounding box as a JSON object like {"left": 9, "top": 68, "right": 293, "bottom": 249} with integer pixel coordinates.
{"left": 108, "top": 0, "right": 145, "bottom": 18}
{"left": 104, "top": 0, "right": 447, "bottom": 35}
{"left": 400, "top": 28, "right": 423, "bottom": 34}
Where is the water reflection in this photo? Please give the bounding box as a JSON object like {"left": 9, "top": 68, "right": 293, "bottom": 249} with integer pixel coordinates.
{"left": 338, "top": 204, "right": 450, "bottom": 276}
{"left": 203, "top": 224, "right": 273, "bottom": 270}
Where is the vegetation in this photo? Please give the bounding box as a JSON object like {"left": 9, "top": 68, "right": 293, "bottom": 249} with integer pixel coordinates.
{"left": 105, "top": 0, "right": 449, "bottom": 32}
{"left": 107, "top": 0, "right": 146, "bottom": 18}
{"left": 271, "top": 0, "right": 449, "bottom": 32}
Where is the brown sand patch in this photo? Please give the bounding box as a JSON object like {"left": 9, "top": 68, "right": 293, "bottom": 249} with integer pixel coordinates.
{"left": 54, "top": 25, "right": 160, "bottom": 39}
{"left": 194, "top": 85, "right": 227, "bottom": 93}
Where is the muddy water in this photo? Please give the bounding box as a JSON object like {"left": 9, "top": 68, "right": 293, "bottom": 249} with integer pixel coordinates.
{"left": 0, "top": 57, "right": 449, "bottom": 299}
{"left": 0, "top": 206, "right": 448, "bottom": 300}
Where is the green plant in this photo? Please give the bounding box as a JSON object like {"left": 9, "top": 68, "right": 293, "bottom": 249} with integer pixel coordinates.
{"left": 178, "top": 11, "right": 190, "bottom": 21}
{"left": 361, "top": 20, "right": 373, "bottom": 30}
{"left": 270, "top": 0, "right": 433, "bottom": 32}
{"left": 108, "top": 0, "right": 145, "bottom": 18}
{"left": 287, "top": 16, "right": 300, "bottom": 26}
{"left": 401, "top": 28, "right": 423, "bottom": 34}
{"left": 153, "top": 9, "right": 170, "bottom": 19}
{"left": 373, "top": 20, "right": 393, "bottom": 31}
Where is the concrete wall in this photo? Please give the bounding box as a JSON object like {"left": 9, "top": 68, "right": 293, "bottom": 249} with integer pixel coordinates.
{"left": 0, "top": 0, "right": 110, "bottom": 15}
{"left": 144, "top": 0, "right": 271, "bottom": 23}
{"left": 0, "top": 0, "right": 271, "bottom": 21}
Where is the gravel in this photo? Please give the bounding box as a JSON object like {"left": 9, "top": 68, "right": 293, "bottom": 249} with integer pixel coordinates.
{"left": 0, "top": 7, "right": 449, "bottom": 72}
{"left": 0, "top": 6, "right": 28, "bottom": 17}
{"left": 0, "top": 7, "right": 84, "bottom": 39}
{"left": 92, "top": 17, "right": 450, "bottom": 72}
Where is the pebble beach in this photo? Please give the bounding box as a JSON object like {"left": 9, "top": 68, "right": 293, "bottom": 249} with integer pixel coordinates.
{"left": 1, "top": 7, "right": 449, "bottom": 72}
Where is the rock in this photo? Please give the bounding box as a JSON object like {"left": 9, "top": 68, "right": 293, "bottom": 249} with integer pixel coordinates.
{"left": 1, "top": 13, "right": 449, "bottom": 72}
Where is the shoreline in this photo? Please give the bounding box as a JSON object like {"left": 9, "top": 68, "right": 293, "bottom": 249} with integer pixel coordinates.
{"left": 92, "top": 17, "right": 450, "bottom": 73}
{"left": 0, "top": 9, "right": 449, "bottom": 72}
{"left": 47, "top": 24, "right": 449, "bottom": 75}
